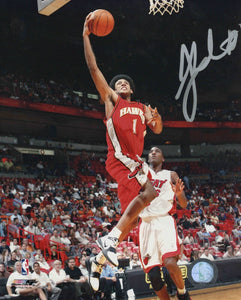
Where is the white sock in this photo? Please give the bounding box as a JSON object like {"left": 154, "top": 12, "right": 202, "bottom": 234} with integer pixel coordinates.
{"left": 108, "top": 227, "right": 122, "bottom": 239}
{"left": 177, "top": 287, "right": 186, "bottom": 295}
{"left": 95, "top": 252, "right": 106, "bottom": 265}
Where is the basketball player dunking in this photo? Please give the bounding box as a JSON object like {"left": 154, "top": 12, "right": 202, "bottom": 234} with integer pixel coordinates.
{"left": 83, "top": 12, "right": 162, "bottom": 290}
{"left": 139, "top": 147, "right": 191, "bottom": 300}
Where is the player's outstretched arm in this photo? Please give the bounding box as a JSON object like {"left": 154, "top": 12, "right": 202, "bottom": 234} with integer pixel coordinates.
{"left": 170, "top": 171, "right": 188, "bottom": 209}
{"left": 145, "top": 105, "right": 163, "bottom": 134}
{"left": 83, "top": 13, "right": 117, "bottom": 105}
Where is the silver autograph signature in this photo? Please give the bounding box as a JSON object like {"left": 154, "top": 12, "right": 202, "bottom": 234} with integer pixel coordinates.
{"left": 175, "top": 26, "right": 240, "bottom": 122}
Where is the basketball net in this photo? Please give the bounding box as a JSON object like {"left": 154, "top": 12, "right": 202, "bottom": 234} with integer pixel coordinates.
{"left": 149, "top": 0, "right": 184, "bottom": 15}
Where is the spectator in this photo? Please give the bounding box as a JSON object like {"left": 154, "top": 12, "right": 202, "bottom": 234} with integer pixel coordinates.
{"left": 75, "top": 227, "right": 89, "bottom": 245}
{"left": 44, "top": 216, "right": 54, "bottom": 233}
{"left": 25, "top": 252, "right": 35, "bottom": 271}
{"left": 34, "top": 249, "right": 43, "bottom": 260}
{"left": 35, "top": 221, "right": 45, "bottom": 236}
{"left": 50, "top": 229, "right": 62, "bottom": 246}
{"left": 0, "top": 201, "right": 10, "bottom": 215}
{"left": 100, "top": 261, "right": 123, "bottom": 300}
{"left": 129, "top": 252, "right": 142, "bottom": 269}
{"left": 0, "top": 240, "right": 10, "bottom": 254}
{"left": 223, "top": 246, "right": 234, "bottom": 258}
{"left": 122, "top": 247, "right": 132, "bottom": 259}
{"left": 32, "top": 261, "right": 61, "bottom": 300}
{"left": 19, "top": 243, "right": 28, "bottom": 259}
{"left": 64, "top": 257, "right": 92, "bottom": 299}
{"left": 0, "top": 261, "right": 10, "bottom": 278}
{"left": 60, "top": 231, "right": 71, "bottom": 246}
{"left": 183, "top": 233, "right": 195, "bottom": 245}
{"left": 22, "top": 238, "right": 35, "bottom": 252}
{"left": 49, "top": 259, "right": 73, "bottom": 299}
{"left": 0, "top": 219, "right": 7, "bottom": 237}
{"left": 210, "top": 212, "right": 219, "bottom": 225}
{"left": 0, "top": 249, "right": 10, "bottom": 265}
{"left": 197, "top": 228, "right": 211, "bottom": 245}
{"left": 7, "top": 251, "right": 19, "bottom": 272}
{"left": 6, "top": 261, "right": 47, "bottom": 299}
{"left": 79, "top": 256, "right": 89, "bottom": 280}
{"left": 204, "top": 220, "right": 216, "bottom": 233}
{"left": 60, "top": 211, "right": 75, "bottom": 228}
{"left": 190, "top": 250, "right": 199, "bottom": 262}
{"left": 24, "top": 219, "right": 37, "bottom": 237}
{"left": 219, "top": 212, "right": 227, "bottom": 222}
{"left": 9, "top": 238, "right": 20, "bottom": 253}
{"left": 234, "top": 247, "right": 241, "bottom": 257}
{"left": 215, "top": 231, "right": 224, "bottom": 244}
{"left": 35, "top": 254, "right": 50, "bottom": 272}
{"left": 223, "top": 232, "right": 231, "bottom": 251}
{"left": 64, "top": 245, "right": 73, "bottom": 258}
{"left": 71, "top": 210, "right": 81, "bottom": 223}
{"left": 100, "top": 223, "right": 110, "bottom": 237}
{"left": 53, "top": 219, "right": 66, "bottom": 232}
{"left": 49, "top": 245, "right": 58, "bottom": 260}
{"left": 21, "top": 209, "right": 30, "bottom": 226}
{"left": 200, "top": 247, "right": 214, "bottom": 261}
{"left": 10, "top": 209, "right": 22, "bottom": 224}
{"left": 89, "top": 246, "right": 98, "bottom": 258}
{"left": 180, "top": 215, "right": 192, "bottom": 230}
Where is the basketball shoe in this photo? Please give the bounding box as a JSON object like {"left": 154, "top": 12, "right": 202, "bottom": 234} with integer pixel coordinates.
{"left": 177, "top": 291, "right": 192, "bottom": 300}
{"left": 96, "top": 235, "right": 119, "bottom": 266}
{"left": 86, "top": 257, "right": 103, "bottom": 291}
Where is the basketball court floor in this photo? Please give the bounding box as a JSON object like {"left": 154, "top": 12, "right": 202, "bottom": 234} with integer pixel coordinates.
{"left": 140, "top": 283, "right": 241, "bottom": 300}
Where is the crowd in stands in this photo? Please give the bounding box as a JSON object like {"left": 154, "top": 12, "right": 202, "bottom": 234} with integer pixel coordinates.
{"left": 1, "top": 72, "right": 241, "bottom": 122}
{"left": 200, "top": 149, "right": 241, "bottom": 174}
{"left": 0, "top": 72, "right": 104, "bottom": 113}
{"left": 0, "top": 149, "right": 240, "bottom": 298}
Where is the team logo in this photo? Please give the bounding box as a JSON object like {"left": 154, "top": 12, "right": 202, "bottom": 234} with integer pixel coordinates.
{"left": 21, "top": 259, "right": 29, "bottom": 275}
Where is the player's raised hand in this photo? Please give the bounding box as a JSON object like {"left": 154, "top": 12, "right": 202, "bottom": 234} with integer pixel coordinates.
{"left": 83, "top": 12, "right": 93, "bottom": 36}
{"left": 170, "top": 178, "right": 185, "bottom": 197}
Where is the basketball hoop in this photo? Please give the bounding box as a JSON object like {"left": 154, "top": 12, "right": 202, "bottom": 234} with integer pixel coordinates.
{"left": 149, "top": 0, "right": 184, "bottom": 15}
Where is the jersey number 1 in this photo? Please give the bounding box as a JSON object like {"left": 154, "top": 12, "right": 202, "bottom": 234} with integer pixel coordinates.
{"left": 133, "top": 119, "right": 137, "bottom": 134}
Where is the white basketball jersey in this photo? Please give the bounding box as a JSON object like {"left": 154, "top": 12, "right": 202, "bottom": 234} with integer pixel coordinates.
{"left": 139, "top": 169, "right": 175, "bottom": 219}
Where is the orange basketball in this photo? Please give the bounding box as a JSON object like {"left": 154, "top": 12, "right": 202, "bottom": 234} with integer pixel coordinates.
{"left": 89, "top": 9, "right": 115, "bottom": 37}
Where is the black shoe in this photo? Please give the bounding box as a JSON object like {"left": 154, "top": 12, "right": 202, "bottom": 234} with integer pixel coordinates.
{"left": 86, "top": 257, "right": 103, "bottom": 291}
{"left": 96, "top": 235, "right": 119, "bottom": 266}
{"left": 177, "top": 291, "right": 192, "bottom": 300}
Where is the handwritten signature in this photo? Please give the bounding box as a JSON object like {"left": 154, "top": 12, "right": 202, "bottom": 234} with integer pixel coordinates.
{"left": 175, "top": 25, "right": 240, "bottom": 122}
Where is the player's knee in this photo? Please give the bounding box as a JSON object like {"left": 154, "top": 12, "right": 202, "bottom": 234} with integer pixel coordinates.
{"left": 164, "top": 257, "right": 178, "bottom": 273}
{"left": 148, "top": 266, "right": 165, "bottom": 291}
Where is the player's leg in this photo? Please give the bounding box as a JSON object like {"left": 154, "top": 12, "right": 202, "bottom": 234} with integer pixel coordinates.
{"left": 164, "top": 257, "right": 191, "bottom": 299}
{"left": 148, "top": 266, "right": 170, "bottom": 300}
{"left": 97, "top": 178, "right": 156, "bottom": 266}
{"left": 159, "top": 216, "right": 191, "bottom": 300}
{"left": 118, "top": 179, "right": 156, "bottom": 240}
{"left": 87, "top": 218, "right": 139, "bottom": 291}
{"left": 164, "top": 257, "right": 184, "bottom": 289}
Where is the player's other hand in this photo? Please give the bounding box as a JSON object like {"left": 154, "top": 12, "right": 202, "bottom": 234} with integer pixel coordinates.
{"left": 170, "top": 178, "right": 184, "bottom": 197}
{"left": 148, "top": 105, "right": 160, "bottom": 121}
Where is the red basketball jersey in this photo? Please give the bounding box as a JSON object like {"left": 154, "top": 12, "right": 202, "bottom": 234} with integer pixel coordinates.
{"left": 105, "top": 96, "right": 147, "bottom": 161}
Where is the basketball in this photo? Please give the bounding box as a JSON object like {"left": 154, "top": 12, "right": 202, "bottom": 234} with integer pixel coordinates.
{"left": 88, "top": 9, "right": 115, "bottom": 37}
